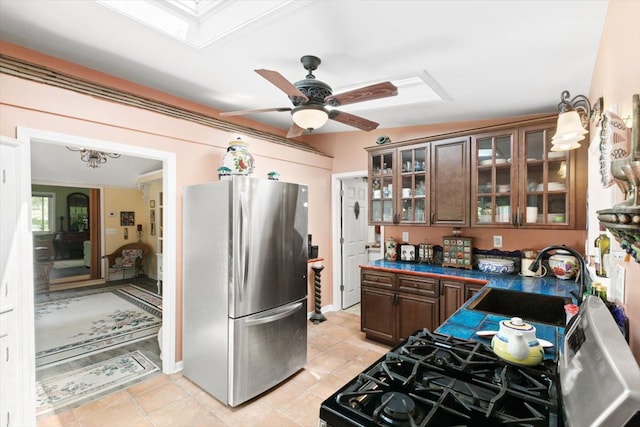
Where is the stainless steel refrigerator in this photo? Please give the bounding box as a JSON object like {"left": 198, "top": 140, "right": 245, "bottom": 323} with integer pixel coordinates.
{"left": 182, "top": 176, "right": 308, "bottom": 407}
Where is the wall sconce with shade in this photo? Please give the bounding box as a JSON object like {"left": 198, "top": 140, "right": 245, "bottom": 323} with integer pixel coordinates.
{"left": 551, "top": 91, "right": 602, "bottom": 152}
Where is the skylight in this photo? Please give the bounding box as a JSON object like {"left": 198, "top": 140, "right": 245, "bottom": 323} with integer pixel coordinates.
{"left": 337, "top": 71, "right": 450, "bottom": 113}
{"left": 98, "top": 1, "right": 190, "bottom": 40}
{"left": 96, "top": 0, "right": 304, "bottom": 48}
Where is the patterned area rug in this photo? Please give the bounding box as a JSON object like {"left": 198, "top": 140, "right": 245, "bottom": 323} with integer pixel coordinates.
{"left": 35, "top": 285, "right": 162, "bottom": 368}
{"left": 36, "top": 351, "right": 159, "bottom": 415}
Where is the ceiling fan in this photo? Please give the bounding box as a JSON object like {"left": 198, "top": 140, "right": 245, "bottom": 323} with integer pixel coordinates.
{"left": 220, "top": 55, "right": 398, "bottom": 138}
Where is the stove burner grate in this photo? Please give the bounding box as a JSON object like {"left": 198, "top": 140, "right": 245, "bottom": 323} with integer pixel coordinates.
{"left": 324, "top": 329, "right": 559, "bottom": 427}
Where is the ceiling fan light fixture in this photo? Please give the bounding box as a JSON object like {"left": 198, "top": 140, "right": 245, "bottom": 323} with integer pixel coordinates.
{"left": 291, "top": 105, "right": 329, "bottom": 131}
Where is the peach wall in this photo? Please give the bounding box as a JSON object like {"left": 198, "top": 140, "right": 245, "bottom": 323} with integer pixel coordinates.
{"left": 384, "top": 227, "right": 586, "bottom": 254}
{"left": 0, "top": 41, "right": 290, "bottom": 139}
{"left": 0, "top": 46, "right": 334, "bottom": 363}
{"left": 4, "top": 0, "right": 640, "bottom": 363}
{"left": 588, "top": 0, "right": 640, "bottom": 361}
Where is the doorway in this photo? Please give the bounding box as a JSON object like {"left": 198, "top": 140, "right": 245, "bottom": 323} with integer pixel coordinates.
{"left": 332, "top": 171, "right": 373, "bottom": 311}
{"left": 18, "top": 127, "right": 177, "bottom": 376}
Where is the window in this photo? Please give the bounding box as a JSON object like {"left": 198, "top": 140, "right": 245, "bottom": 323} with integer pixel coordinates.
{"left": 32, "top": 192, "right": 55, "bottom": 233}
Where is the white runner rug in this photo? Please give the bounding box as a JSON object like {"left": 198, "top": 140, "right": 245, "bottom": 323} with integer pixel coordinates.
{"left": 35, "top": 285, "right": 162, "bottom": 368}
{"left": 36, "top": 351, "right": 159, "bottom": 415}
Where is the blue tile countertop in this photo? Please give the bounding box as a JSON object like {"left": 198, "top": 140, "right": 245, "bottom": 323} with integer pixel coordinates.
{"left": 362, "top": 260, "right": 581, "bottom": 361}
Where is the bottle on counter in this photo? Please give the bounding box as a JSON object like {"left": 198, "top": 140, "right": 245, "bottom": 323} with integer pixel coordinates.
{"left": 591, "top": 282, "right": 609, "bottom": 302}
{"left": 594, "top": 226, "right": 610, "bottom": 277}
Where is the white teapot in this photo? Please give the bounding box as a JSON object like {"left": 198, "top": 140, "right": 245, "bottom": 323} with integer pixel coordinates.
{"left": 491, "top": 317, "right": 544, "bottom": 366}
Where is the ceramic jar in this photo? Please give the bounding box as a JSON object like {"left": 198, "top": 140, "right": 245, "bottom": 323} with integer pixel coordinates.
{"left": 491, "top": 317, "right": 544, "bottom": 366}
{"left": 384, "top": 237, "right": 397, "bottom": 261}
{"left": 549, "top": 251, "right": 578, "bottom": 280}
{"left": 223, "top": 138, "right": 255, "bottom": 175}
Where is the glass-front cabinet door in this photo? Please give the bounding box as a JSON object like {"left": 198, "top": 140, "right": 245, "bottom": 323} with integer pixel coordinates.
{"left": 399, "top": 145, "right": 428, "bottom": 224}
{"left": 370, "top": 148, "right": 395, "bottom": 224}
{"left": 519, "top": 124, "right": 569, "bottom": 227}
{"left": 472, "top": 131, "right": 516, "bottom": 226}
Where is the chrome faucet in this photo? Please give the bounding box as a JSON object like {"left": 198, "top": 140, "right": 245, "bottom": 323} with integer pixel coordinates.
{"left": 529, "top": 245, "right": 592, "bottom": 304}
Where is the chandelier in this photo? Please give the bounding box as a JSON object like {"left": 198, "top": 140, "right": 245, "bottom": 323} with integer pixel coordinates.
{"left": 66, "top": 146, "right": 121, "bottom": 168}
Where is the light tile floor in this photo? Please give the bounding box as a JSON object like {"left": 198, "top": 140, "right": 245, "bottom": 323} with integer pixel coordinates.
{"left": 37, "top": 309, "right": 390, "bottom": 427}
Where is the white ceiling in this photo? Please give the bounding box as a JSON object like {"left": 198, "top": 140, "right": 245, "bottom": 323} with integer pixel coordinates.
{"left": 30, "top": 140, "right": 162, "bottom": 188}
{"left": 0, "top": 0, "right": 609, "bottom": 184}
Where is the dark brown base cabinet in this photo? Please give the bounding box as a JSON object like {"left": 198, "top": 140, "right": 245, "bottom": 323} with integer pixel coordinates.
{"left": 439, "top": 280, "right": 484, "bottom": 324}
{"left": 361, "top": 268, "right": 480, "bottom": 345}
{"left": 397, "top": 293, "right": 439, "bottom": 342}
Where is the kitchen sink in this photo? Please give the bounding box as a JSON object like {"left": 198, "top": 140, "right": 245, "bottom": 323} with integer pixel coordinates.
{"left": 467, "top": 288, "right": 571, "bottom": 326}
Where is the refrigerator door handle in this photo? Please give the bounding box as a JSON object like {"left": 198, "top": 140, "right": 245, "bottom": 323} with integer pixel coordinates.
{"left": 243, "top": 302, "right": 304, "bottom": 326}
{"left": 237, "top": 191, "right": 249, "bottom": 300}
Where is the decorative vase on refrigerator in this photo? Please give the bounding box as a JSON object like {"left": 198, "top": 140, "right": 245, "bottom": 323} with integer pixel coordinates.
{"left": 182, "top": 176, "right": 308, "bottom": 406}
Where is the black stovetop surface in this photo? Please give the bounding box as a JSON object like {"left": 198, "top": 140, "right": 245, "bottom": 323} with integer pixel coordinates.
{"left": 319, "top": 329, "right": 561, "bottom": 427}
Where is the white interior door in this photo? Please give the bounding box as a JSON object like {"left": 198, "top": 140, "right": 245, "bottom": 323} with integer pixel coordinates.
{"left": 0, "top": 136, "right": 36, "bottom": 427}
{"left": 341, "top": 177, "right": 368, "bottom": 309}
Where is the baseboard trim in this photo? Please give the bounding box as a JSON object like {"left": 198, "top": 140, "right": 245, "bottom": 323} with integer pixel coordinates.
{"left": 49, "top": 279, "right": 106, "bottom": 291}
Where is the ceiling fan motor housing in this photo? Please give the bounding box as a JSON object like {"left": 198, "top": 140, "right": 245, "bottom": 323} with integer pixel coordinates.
{"left": 291, "top": 55, "right": 332, "bottom": 106}
{"left": 292, "top": 78, "right": 332, "bottom": 106}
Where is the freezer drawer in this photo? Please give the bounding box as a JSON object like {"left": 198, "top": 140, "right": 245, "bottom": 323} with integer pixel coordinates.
{"left": 229, "top": 299, "right": 307, "bottom": 406}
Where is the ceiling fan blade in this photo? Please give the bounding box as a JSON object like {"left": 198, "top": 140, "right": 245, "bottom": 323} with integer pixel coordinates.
{"left": 325, "top": 81, "right": 398, "bottom": 107}
{"left": 255, "top": 69, "right": 309, "bottom": 102}
{"left": 286, "top": 123, "right": 305, "bottom": 138}
{"left": 329, "top": 110, "right": 379, "bottom": 131}
{"left": 220, "top": 107, "right": 291, "bottom": 117}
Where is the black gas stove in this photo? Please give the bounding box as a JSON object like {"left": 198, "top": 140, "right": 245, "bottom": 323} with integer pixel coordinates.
{"left": 319, "top": 328, "right": 560, "bottom": 427}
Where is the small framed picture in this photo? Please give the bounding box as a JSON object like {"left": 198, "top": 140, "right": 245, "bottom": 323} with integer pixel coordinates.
{"left": 120, "top": 211, "right": 135, "bottom": 226}
{"left": 400, "top": 244, "right": 417, "bottom": 262}
{"left": 150, "top": 209, "right": 156, "bottom": 223}
{"left": 150, "top": 200, "right": 156, "bottom": 208}
{"left": 150, "top": 223, "right": 156, "bottom": 236}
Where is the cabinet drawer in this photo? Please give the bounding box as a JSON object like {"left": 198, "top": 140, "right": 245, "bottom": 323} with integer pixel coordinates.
{"left": 361, "top": 269, "right": 395, "bottom": 290}
{"left": 397, "top": 274, "right": 439, "bottom": 297}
